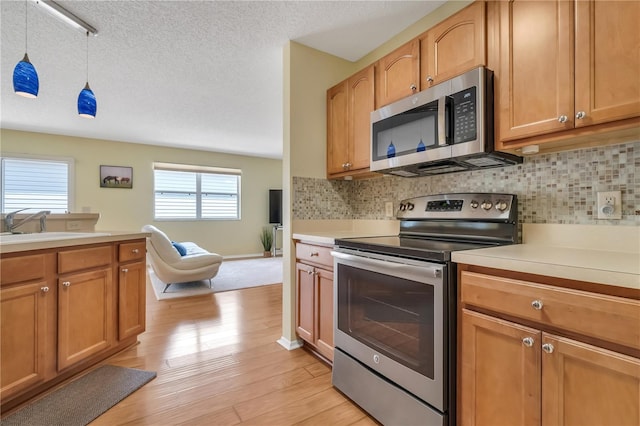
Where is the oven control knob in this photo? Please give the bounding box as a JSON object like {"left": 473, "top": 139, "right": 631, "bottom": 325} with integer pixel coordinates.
{"left": 406, "top": 202, "right": 414, "bottom": 211}
{"left": 399, "top": 203, "right": 406, "bottom": 211}
{"left": 481, "top": 200, "right": 493, "bottom": 210}
{"left": 373, "top": 354, "right": 380, "bottom": 364}
{"left": 470, "top": 200, "right": 479, "bottom": 209}
{"left": 495, "top": 200, "right": 509, "bottom": 211}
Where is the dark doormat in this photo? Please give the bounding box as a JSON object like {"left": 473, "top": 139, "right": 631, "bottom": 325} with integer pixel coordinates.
{"left": 1, "top": 365, "right": 156, "bottom": 426}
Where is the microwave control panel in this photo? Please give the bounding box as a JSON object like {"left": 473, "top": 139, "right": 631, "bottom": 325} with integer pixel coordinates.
{"left": 452, "top": 86, "right": 477, "bottom": 144}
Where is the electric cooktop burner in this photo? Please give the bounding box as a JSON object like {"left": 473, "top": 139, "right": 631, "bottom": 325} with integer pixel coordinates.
{"left": 334, "top": 236, "right": 499, "bottom": 262}
{"left": 334, "top": 193, "right": 519, "bottom": 263}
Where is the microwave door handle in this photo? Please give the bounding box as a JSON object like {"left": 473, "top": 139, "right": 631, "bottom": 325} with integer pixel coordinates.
{"left": 437, "top": 96, "right": 447, "bottom": 146}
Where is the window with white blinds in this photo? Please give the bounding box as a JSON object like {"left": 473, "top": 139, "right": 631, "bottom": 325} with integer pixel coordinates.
{"left": 1, "top": 156, "right": 72, "bottom": 214}
{"left": 153, "top": 163, "right": 241, "bottom": 220}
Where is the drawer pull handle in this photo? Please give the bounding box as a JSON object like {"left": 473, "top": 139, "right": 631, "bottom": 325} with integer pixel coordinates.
{"left": 62, "top": 281, "right": 71, "bottom": 287}
{"left": 542, "top": 343, "right": 554, "bottom": 354}
{"left": 132, "top": 249, "right": 140, "bottom": 254}
{"left": 41, "top": 286, "right": 49, "bottom": 293}
{"left": 310, "top": 252, "right": 319, "bottom": 257}
{"left": 531, "top": 300, "right": 543, "bottom": 310}
{"left": 522, "top": 337, "right": 534, "bottom": 347}
{"left": 122, "top": 268, "right": 129, "bottom": 273}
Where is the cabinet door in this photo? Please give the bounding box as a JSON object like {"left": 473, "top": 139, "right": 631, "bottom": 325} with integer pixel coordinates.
{"left": 496, "top": 0, "right": 574, "bottom": 143}
{"left": 574, "top": 1, "right": 640, "bottom": 127}
{"left": 118, "top": 260, "right": 146, "bottom": 340}
{"left": 459, "top": 309, "right": 541, "bottom": 426}
{"left": 348, "top": 65, "right": 375, "bottom": 173}
{"left": 314, "top": 267, "right": 334, "bottom": 362}
{"left": 375, "top": 39, "right": 420, "bottom": 108}
{"left": 542, "top": 333, "right": 640, "bottom": 426}
{"left": 326, "top": 81, "right": 349, "bottom": 176}
{"left": 295, "top": 262, "right": 315, "bottom": 343}
{"left": 0, "top": 282, "right": 51, "bottom": 399}
{"left": 58, "top": 268, "right": 113, "bottom": 370}
{"left": 421, "top": 1, "right": 486, "bottom": 89}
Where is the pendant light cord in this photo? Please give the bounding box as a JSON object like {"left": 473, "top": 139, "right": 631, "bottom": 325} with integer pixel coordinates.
{"left": 24, "top": 0, "right": 28, "bottom": 52}
{"left": 85, "top": 31, "right": 89, "bottom": 83}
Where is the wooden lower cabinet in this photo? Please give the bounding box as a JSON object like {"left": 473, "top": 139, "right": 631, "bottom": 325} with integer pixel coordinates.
{"left": 0, "top": 237, "right": 148, "bottom": 411}
{"left": 458, "top": 266, "right": 640, "bottom": 426}
{"left": 295, "top": 241, "right": 334, "bottom": 362}
{"left": 0, "top": 282, "right": 53, "bottom": 400}
{"left": 57, "top": 268, "right": 113, "bottom": 371}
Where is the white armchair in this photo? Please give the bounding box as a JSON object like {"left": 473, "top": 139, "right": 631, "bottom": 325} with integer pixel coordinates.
{"left": 142, "top": 225, "right": 223, "bottom": 293}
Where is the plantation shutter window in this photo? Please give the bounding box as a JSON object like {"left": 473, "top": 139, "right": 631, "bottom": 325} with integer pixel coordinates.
{"left": 1, "top": 157, "right": 72, "bottom": 213}
{"left": 153, "top": 163, "right": 241, "bottom": 220}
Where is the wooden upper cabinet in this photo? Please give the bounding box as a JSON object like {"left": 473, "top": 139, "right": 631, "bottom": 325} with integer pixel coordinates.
{"left": 326, "top": 81, "right": 349, "bottom": 176}
{"left": 420, "top": 1, "right": 486, "bottom": 89}
{"left": 375, "top": 39, "right": 419, "bottom": 108}
{"left": 494, "top": 0, "right": 640, "bottom": 148}
{"left": 347, "top": 66, "right": 375, "bottom": 173}
{"left": 326, "top": 65, "right": 375, "bottom": 179}
{"left": 495, "top": 0, "right": 574, "bottom": 143}
{"left": 574, "top": 0, "right": 640, "bottom": 127}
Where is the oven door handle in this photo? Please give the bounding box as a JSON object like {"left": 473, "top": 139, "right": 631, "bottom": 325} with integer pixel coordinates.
{"left": 332, "top": 250, "right": 442, "bottom": 279}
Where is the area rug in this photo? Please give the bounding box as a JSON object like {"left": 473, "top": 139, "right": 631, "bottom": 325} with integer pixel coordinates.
{"left": 150, "top": 256, "right": 283, "bottom": 300}
{"left": 1, "top": 365, "right": 156, "bottom": 426}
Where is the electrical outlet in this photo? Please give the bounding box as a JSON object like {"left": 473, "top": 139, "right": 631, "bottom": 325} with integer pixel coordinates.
{"left": 596, "top": 191, "right": 622, "bottom": 220}
{"left": 385, "top": 202, "right": 394, "bottom": 218}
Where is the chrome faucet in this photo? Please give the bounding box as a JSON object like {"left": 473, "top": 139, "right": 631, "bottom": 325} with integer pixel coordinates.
{"left": 4, "top": 209, "right": 51, "bottom": 234}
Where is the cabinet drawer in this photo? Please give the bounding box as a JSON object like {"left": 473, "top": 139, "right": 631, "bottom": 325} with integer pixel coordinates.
{"left": 58, "top": 245, "right": 112, "bottom": 274}
{"left": 460, "top": 271, "right": 640, "bottom": 351}
{"left": 296, "top": 243, "right": 333, "bottom": 269}
{"left": 119, "top": 240, "right": 146, "bottom": 263}
{"left": 0, "top": 254, "right": 47, "bottom": 285}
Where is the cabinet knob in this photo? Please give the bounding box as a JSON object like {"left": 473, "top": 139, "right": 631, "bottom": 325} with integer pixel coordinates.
{"left": 41, "top": 286, "right": 50, "bottom": 293}
{"left": 62, "top": 281, "right": 71, "bottom": 287}
{"left": 122, "top": 268, "right": 129, "bottom": 273}
{"left": 426, "top": 75, "right": 434, "bottom": 84}
{"left": 342, "top": 163, "right": 348, "bottom": 170}
{"left": 410, "top": 84, "right": 417, "bottom": 92}
{"left": 531, "top": 300, "right": 543, "bottom": 310}
{"left": 558, "top": 115, "right": 568, "bottom": 123}
{"left": 345, "top": 162, "right": 352, "bottom": 169}
{"left": 542, "top": 343, "right": 555, "bottom": 354}
{"left": 132, "top": 248, "right": 140, "bottom": 254}
{"left": 307, "top": 270, "right": 313, "bottom": 275}
{"left": 575, "top": 111, "right": 586, "bottom": 119}
{"left": 310, "top": 252, "right": 319, "bottom": 257}
{"left": 522, "top": 337, "right": 534, "bottom": 347}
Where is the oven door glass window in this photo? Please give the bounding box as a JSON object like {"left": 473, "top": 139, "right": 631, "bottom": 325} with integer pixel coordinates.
{"left": 337, "top": 263, "right": 435, "bottom": 379}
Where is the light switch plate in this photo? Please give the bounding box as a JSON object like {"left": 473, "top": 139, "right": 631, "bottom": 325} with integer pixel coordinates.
{"left": 385, "top": 202, "right": 394, "bottom": 218}
{"left": 596, "top": 191, "right": 622, "bottom": 220}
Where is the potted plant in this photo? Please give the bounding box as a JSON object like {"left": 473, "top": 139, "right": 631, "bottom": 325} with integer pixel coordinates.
{"left": 260, "top": 227, "right": 273, "bottom": 257}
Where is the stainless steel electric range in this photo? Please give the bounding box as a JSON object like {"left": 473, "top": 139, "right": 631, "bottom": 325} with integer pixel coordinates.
{"left": 331, "top": 192, "right": 518, "bottom": 426}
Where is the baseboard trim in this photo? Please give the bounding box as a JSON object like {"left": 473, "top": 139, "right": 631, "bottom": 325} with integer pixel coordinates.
{"left": 277, "top": 336, "right": 304, "bottom": 351}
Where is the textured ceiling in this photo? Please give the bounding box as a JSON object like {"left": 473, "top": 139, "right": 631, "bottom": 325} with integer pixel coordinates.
{"left": 1, "top": 0, "right": 445, "bottom": 159}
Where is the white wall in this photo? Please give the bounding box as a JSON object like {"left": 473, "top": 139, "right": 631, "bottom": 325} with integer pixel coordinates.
{"left": 1, "top": 129, "right": 282, "bottom": 257}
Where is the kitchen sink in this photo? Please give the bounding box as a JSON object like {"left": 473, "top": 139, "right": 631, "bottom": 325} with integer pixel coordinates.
{"left": 0, "top": 232, "right": 111, "bottom": 244}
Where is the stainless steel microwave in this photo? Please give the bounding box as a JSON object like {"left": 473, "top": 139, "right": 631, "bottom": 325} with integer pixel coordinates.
{"left": 370, "top": 67, "right": 521, "bottom": 177}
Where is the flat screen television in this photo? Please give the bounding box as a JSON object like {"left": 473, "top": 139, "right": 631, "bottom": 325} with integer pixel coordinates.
{"left": 269, "top": 189, "right": 282, "bottom": 225}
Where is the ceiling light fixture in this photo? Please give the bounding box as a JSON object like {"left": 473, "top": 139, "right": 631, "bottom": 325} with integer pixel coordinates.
{"left": 35, "top": 0, "right": 97, "bottom": 36}
{"left": 13, "top": 1, "right": 39, "bottom": 98}
{"left": 78, "top": 31, "right": 97, "bottom": 118}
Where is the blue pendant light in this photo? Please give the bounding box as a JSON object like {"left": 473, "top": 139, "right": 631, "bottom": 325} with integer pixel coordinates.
{"left": 78, "top": 31, "right": 97, "bottom": 118}
{"left": 13, "top": 1, "right": 39, "bottom": 98}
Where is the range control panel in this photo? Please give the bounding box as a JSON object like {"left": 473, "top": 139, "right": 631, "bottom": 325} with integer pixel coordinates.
{"left": 397, "top": 193, "right": 517, "bottom": 221}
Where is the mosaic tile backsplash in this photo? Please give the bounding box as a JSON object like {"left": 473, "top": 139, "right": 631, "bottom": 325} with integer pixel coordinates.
{"left": 293, "top": 140, "right": 639, "bottom": 226}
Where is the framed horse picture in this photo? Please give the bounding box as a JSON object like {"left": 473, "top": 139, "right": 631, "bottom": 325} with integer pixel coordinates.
{"left": 100, "top": 165, "right": 133, "bottom": 189}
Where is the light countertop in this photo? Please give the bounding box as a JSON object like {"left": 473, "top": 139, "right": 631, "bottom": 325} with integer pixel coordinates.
{"left": 452, "top": 244, "right": 639, "bottom": 289}
{"left": 0, "top": 231, "right": 150, "bottom": 254}
{"left": 453, "top": 224, "right": 640, "bottom": 290}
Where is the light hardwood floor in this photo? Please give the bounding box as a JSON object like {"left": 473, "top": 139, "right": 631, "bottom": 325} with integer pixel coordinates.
{"left": 91, "top": 281, "right": 378, "bottom": 425}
